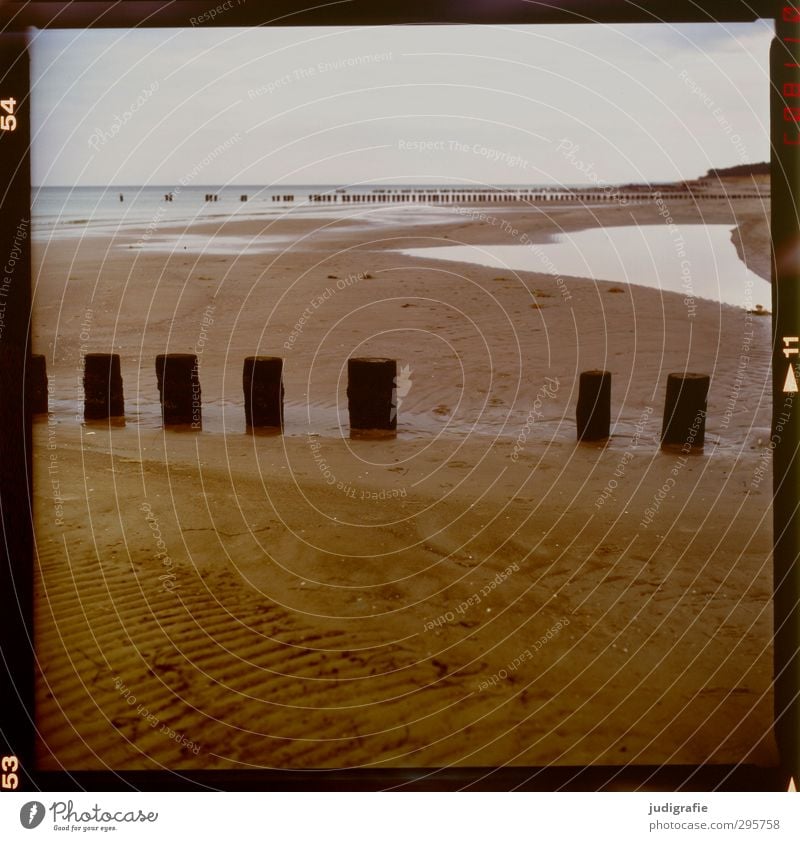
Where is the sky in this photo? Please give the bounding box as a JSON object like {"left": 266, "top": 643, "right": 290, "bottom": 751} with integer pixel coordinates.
{"left": 29, "top": 21, "right": 774, "bottom": 187}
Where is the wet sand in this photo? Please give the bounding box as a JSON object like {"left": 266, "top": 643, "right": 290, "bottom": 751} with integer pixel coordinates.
{"left": 32, "top": 194, "right": 778, "bottom": 770}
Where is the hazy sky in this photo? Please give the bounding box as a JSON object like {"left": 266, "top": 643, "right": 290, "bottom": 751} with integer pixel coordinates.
{"left": 30, "top": 22, "right": 773, "bottom": 187}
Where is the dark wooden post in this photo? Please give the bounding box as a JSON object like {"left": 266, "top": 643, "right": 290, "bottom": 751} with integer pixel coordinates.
{"left": 243, "top": 356, "right": 283, "bottom": 430}
{"left": 155, "top": 353, "right": 200, "bottom": 427}
{"left": 347, "top": 357, "right": 397, "bottom": 434}
{"left": 29, "top": 354, "right": 48, "bottom": 415}
{"left": 83, "top": 353, "right": 124, "bottom": 420}
{"left": 660, "top": 372, "right": 709, "bottom": 452}
{"left": 576, "top": 370, "right": 610, "bottom": 441}
{"left": 772, "top": 5, "right": 800, "bottom": 783}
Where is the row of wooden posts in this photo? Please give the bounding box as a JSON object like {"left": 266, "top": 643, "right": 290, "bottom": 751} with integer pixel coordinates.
{"left": 160, "top": 193, "right": 250, "bottom": 202}
{"left": 26, "top": 354, "right": 709, "bottom": 451}
{"left": 125, "top": 191, "right": 763, "bottom": 205}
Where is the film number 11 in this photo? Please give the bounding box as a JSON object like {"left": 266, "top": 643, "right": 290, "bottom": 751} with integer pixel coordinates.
{"left": 0, "top": 98, "right": 17, "bottom": 132}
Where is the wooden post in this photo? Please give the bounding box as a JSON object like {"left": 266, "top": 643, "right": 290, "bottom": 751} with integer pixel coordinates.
{"left": 660, "top": 372, "right": 709, "bottom": 452}
{"left": 576, "top": 370, "right": 610, "bottom": 441}
{"left": 28, "top": 354, "right": 48, "bottom": 415}
{"left": 83, "top": 353, "right": 124, "bottom": 420}
{"left": 243, "top": 356, "right": 283, "bottom": 430}
{"left": 155, "top": 353, "right": 200, "bottom": 428}
{"left": 347, "top": 357, "right": 397, "bottom": 434}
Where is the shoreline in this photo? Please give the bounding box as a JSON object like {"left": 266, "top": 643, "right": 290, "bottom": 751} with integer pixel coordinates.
{"left": 34, "top": 191, "right": 772, "bottom": 286}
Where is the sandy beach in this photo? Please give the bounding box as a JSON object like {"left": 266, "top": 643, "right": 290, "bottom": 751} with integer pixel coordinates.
{"left": 32, "top": 192, "right": 778, "bottom": 770}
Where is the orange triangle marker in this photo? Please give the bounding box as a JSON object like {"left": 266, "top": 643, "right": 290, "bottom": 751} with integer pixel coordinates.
{"left": 783, "top": 364, "right": 798, "bottom": 393}
{"left": 789, "top": 777, "right": 797, "bottom": 792}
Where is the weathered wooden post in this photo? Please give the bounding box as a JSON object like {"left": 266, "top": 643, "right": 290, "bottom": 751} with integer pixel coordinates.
{"left": 29, "top": 354, "right": 48, "bottom": 415}
{"left": 243, "top": 356, "right": 283, "bottom": 430}
{"left": 576, "top": 369, "right": 610, "bottom": 441}
{"left": 83, "top": 353, "right": 124, "bottom": 420}
{"left": 660, "top": 372, "right": 709, "bottom": 452}
{"left": 347, "top": 357, "right": 397, "bottom": 435}
{"left": 155, "top": 353, "right": 200, "bottom": 428}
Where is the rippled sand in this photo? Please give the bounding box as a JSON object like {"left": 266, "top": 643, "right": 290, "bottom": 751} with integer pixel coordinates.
{"left": 33, "top": 195, "right": 778, "bottom": 770}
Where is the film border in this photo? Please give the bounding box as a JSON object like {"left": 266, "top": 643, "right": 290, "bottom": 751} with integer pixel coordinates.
{"left": 0, "top": 0, "right": 794, "bottom": 792}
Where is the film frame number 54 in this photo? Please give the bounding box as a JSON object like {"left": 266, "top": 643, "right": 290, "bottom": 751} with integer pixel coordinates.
{"left": 0, "top": 98, "right": 17, "bottom": 131}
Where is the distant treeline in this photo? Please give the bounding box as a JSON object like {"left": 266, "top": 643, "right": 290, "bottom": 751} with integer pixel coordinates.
{"left": 704, "top": 162, "right": 770, "bottom": 179}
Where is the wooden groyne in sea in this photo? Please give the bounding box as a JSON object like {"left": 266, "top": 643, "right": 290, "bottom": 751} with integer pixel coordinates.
{"left": 294, "top": 186, "right": 769, "bottom": 205}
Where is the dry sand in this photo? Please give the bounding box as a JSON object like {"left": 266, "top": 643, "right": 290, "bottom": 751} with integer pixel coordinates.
{"left": 32, "top": 195, "right": 778, "bottom": 770}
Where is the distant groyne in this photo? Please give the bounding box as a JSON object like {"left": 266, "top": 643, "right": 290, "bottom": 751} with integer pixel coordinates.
{"left": 294, "top": 186, "right": 769, "bottom": 205}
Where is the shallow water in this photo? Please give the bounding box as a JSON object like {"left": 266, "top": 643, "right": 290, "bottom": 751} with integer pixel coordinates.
{"left": 43, "top": 394, "right": 749, "bottom": 457}
{"left": 32, "top": 186, "right": 468, "bottom": 245}
{"left": 400, "top": 224, "right": 771, "bottom": 310}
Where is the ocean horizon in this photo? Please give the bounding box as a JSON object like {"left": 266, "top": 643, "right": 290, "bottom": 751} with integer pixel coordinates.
{"left": 29, "top": 180, "right": 719, "bottom": 237}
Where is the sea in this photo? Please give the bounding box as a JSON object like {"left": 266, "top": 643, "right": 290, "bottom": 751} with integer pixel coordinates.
{"left": 31, "top": 183, "right": 556, "bottom": 237}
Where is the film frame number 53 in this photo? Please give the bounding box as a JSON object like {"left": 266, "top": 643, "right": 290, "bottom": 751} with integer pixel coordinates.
{"left": 1, "top": 755, "right": 19, "bottom": 790}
